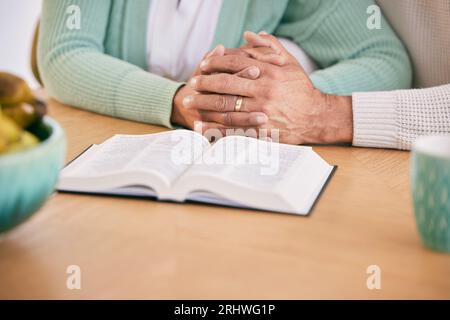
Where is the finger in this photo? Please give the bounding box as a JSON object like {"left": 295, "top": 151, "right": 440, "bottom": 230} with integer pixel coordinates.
{"left": 194, "top": 121, "right": 228, "bottom": 139}
{"left": 223, "top": 48, "right": 250, "bottom": 57}
{"left": 206, "top": 44, "right": 225, "bottom": 59}
{"left": 183, "top": 94, "right": 260, "bottom": 113}
{"left": 257, "top": 33, "right": 288, "bottom": 56}
{"left": 201, "top": 48, "right": 252, "bottom": 76}
{"left": 190, "top": 74, "right": 257, "bottom": 97}
{"left": 195, "top": 45, "right": 226, "bottom": 76}
{"left": 200, "top": 48, "right": 248, "bottom": 74}
{"left": 244, "top": 31, "right": 285, "bottom": 55}
{"left": 239, "top": 43, "right": 253, "bottom": 50}
{"left": 196, "top": 122, "right": 280, "bottom": 142}
{"left": 244, "top": 31, "right": 273, "bottom": 48}
{"left": 243, "top": 48, "right": 287, "bottom": 66}
{"left": 200, "top": 111, "right": 268, "bottom": 127}
{"left": 243, "top": 46, "right": 274, "bottom": 55}
{"left": 235, "top": 66, "right": 261, "bottom": 79}
{"left": 244, "top": 31, "right": 298, "bottom": 67}
{"left": 200, "top": 54, "right": 266, "bottom": 75}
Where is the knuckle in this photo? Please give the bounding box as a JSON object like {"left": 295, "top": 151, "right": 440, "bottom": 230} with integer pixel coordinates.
{"left": 195, "top": 76, "right": 205, "bottom": 90}
{"left": 223, "top": 112, "right": 233, "bottom": 126}
{"left": 258, "top": 84, "right": 269, "bottom": 97}
{"left": 261, "top": 103, "right": 271, "bottom": 114}
{"left": 219, "top": 76, "right": 232, "bottom": 92}
{"left": 227, "top": 95, "right": 237, "bottom": 110}
{"left": 265, "top": 66, "right": 279, "bottom": 79}
{"left": 214, "top": 95, "right": 227, "bottom": 112}
{"left": 245, "top": 115, "right": 254, "bottom": 126}
{"left": 237, "top": 68, "right": 250, "bottom": 79}
{"left": 188, "top": 95, "right": 198, "bottom": 108}
{"left": 241, "top": 79, "right": 253, "bottom": 94}
{"left": 253, "top": 85, "right": 264, "bottom": 99}
{"left": 227, "top": 55, "right": 240, "bottom": 70}
{"left": 267, "top": 34, "right": 277, "bottom": 42}
{"left": 206, "top": 56, "right": 217, "bottom": 69}
{"left": 265, "top": 84, "right": 279, "bottom": 100}
{"left": 270, "top": 69, "right": 282, "bottom": 80}
{"left": 278, "top": 55, "right": 288, "bottom": 65}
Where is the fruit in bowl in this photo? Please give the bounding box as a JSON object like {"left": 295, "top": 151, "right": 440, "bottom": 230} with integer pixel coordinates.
{"left": 0, "top": 72, "right": 66, "bottom": 233}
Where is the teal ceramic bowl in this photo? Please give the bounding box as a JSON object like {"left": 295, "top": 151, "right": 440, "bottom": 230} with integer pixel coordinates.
{"left": 412, "top": 135, "right": 450, "bottom": 253}
{"left": 0, "top": 117, "right": 66, "bottom": 233}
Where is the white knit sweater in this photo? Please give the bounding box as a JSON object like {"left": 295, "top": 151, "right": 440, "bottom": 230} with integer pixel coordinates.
{"left": 352, "top": 0, "right": 450, "bottom": 150}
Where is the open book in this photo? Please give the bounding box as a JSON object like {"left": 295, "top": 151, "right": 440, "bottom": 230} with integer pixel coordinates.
{"left": 58, "top": 130, "right": 335, "bottom": 215}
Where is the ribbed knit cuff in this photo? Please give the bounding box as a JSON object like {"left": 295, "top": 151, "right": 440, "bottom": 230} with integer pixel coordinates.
{"left": 352, "top": 91, "right": 399, "bottom": 149}
{"left": 116, "top": 71, "right": 184, "bottom": 129}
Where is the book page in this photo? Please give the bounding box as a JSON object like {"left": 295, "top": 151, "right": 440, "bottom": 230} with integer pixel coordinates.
{"left": 183, "top": 136, "right": 312, "bottom": 190}
{"left": 174, "top": 136, "right": 333, "bottom": 214}
{"left": 62, "top": 144, "right": 100, "bottom": 175}
{"left": 65, "top": 130, "right": 209, "bottom": 185}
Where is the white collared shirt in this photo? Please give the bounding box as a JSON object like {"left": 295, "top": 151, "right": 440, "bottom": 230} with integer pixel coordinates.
{"left": 146, "top": 0, "right": 317, "bottom": 82}
{"left": 147, "top": 0, "right": 223, "bottom": 82}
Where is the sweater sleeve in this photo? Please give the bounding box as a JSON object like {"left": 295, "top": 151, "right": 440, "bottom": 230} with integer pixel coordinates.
{"left": 38, "top": 0, "right": 183, "bottom": 128}
{"left": 274, "top": 0, "right": 412, "bottom": 96}
{"left": 352, "top": 84, "right": 450, "bottom": 150}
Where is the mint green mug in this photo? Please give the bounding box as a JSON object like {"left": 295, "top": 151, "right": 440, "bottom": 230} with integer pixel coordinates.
{"left": 412, "top": 135, "right": 450, "bottom": 253}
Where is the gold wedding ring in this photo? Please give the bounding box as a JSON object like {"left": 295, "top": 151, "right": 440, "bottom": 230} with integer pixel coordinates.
{"left": 234, "top": 97, "right": 243, "bottom": 112}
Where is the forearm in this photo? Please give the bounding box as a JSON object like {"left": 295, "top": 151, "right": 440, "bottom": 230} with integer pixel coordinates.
{"left": 276, "top": 0, "right": 412, "bottom": 95}
{"left": 40, "top": 50, "right": 182, "bottom": 128}
{"left": 39, "top": 0, "right": 182, "bottom": 128}
{"left": 352, "top": 84, "right": 450, "bottom": 150}
{"left": 310, "top": 51, "right": 411, "bottom": 96}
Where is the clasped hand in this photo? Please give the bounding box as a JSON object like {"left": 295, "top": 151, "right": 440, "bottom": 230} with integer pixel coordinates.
{"left": 171, "top": 32, "right": 353, "bottom": 145}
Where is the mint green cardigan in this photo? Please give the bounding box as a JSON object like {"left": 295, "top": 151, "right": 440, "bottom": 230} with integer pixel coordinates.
{"left": 38, "top": 0, "right": 412, "bottom": 128}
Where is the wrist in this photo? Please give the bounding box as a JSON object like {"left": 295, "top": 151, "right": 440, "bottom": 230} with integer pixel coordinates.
{"left": 335, "top": 95, "right": 353, "bottom": 143}
{"left": 320, "top": 92, "right": 353, "bottom": 144}
{"left": 171, "top": 85, "right": 188, "bottom": 127}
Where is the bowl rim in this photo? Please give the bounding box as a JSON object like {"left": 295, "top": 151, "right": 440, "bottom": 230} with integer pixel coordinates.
{"left": 413, "top": 134, "right": 450, "bottom": 160}
{"left": 0, "top": 116, "right": 65, "bottom": 163}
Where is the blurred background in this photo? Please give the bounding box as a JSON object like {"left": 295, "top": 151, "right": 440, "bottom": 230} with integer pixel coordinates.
{"left": 0, "top": 0, "right": 42, "bottom": 88}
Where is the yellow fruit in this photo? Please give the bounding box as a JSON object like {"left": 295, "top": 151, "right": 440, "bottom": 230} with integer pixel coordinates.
{"left": 1, "top": 99, "right": 47, "bottom": 129}
{"left": 0, "top": 114, "right": 21, "bottom": 145}
{"left": 0, "top": 114, "right": 40, "bottom": 155}
{"left": 0, "top": 72, "right": 42, "bottom": 155}
{"left": 0, "top": 135, "right": 7, "bottom": 153}
{"left": 2, "top": 102, "right": 38, "bottom": 129}
{"left": 5, "top": 131, "right": 39, "bottom": 154}
{"left": 0, "top": 72, "right": 34, "bottom": 104}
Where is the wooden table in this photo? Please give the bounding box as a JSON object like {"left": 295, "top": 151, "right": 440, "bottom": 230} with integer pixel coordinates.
{"left": 0, "top": 97, "right": 449, "bottom": 300}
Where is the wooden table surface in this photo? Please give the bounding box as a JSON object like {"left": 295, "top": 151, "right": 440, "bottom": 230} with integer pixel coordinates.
{"left": 0, "top": 97, "right": 449, "bottom": 300}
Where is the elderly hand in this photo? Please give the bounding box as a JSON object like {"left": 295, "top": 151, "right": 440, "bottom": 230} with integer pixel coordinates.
{"left": 240, "top": 31, "right": 300, "bottom": 68}
{"left": 170, "top": 46, "right": 223, "bottom": 129}
{"left": 171, "top": 44, "right": 269, "bottom": 131}
{"left": 184, "top": 32, "right": 353, "bottom": 145}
